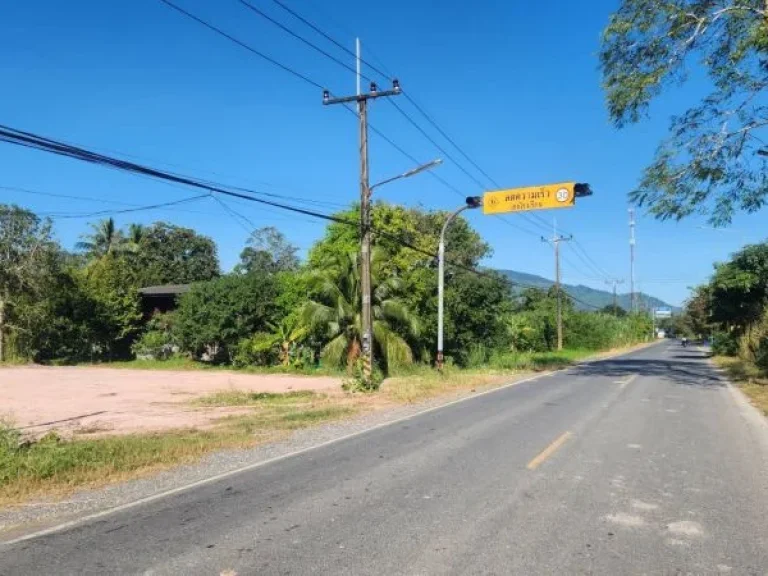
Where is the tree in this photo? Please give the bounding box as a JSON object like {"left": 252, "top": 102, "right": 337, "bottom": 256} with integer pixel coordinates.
{"left": 236, "top": 226, "right": 299, "bottom": 275}
{"left": 601, "top": 303, "right": 627, "bottom": 317}
{"left": 601, "top": 1, "right": 768, "bottom": 224}
{"left": 76, "top": 218, "right": 122, "bottom": 259}
{"left": 133, "top": 222, "right": 219, "bottom": 286}
{"left": 79, "top": 254, "right": 143, "bottom": 358}
{"left": 124, "top": 223, "right": 145, "bottom": 253}
{"left": 441, "top": 270, "right": 512, "bottom": 362}
{"left": 0, "top": 205, "right": 59, "bottom": 361}
{"left": 307, "top": 202, "right": 491, "bottom": 362}
{"left": 709, "top": 243, "right": 768, "bottom": 330}
{"left": 173, "top": 272, "right": 280, "bottom": 361}
{"left": 301, "top": 249, "right": 419, "bottom": 372}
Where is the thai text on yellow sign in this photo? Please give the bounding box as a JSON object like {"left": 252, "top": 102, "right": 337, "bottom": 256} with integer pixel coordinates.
{"left": 483, "top": 182, "right": 576, "bottom": 215}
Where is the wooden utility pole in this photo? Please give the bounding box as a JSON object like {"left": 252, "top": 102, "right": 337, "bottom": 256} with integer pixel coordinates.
{"left": 542, "top": 223, "right": 572, "bottom": 351}
{"left": 322, "top": 42, "right": 400, "bottom": 385}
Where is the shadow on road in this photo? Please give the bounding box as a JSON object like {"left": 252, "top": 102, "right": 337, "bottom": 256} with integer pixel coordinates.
{"left": 572, "top": 348, "right": 723, "bottom": 389}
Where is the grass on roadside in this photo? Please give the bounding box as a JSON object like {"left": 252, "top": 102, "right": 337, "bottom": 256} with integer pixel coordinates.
{"left": 1, "top": 343, "right": 648, "bottom": 505}
{"left": 713, "top": 355, "right": 768, "bottom": 416}
{"left": 0, "top": 391, "right": 358, "bottom": 506}
{"left": 383, "top": 349, "right": 591, "bottom": 403}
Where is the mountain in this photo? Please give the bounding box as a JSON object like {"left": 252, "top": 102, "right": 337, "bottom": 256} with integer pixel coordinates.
{"left": 496, "top": 269, "right": 679, "bottom": 312}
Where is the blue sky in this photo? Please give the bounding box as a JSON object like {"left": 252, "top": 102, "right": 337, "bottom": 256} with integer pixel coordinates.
{"left": 2, "top": 0, "right": 765, "bottom": 306}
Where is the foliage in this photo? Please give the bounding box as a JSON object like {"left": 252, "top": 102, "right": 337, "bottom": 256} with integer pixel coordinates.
{"left": 79, "top": 254, "right": 143, "bottom": 359}
{"left": 682, "top": 240, "right": 768, "bottom": 370}
{"left": 441, "top": 271, "right": 512, "bottom": 364}
{"left": 0, "top": 205, "right": 60, "bottom": 361}
{"left": 601, "top": 0, "right": 768, "bottom": 224}
{"left": 173, "top": 272, "right": 280, "bottom": 361}
{"left": 131, "top": 313, "right": 177, "bottom": 360}
{"left": 132, "top": 222, "right": 220, "bottom": 286}
{"left": 76, "top": 217, "right": 122, "bottom": 259}
{"left": 601, "top": 304, "right": 627, "bottom": 317}
{"left": 236, "top": 226, "right": 299, "bottom": 275}
{"left": 712, "top": 331, "right": 739, "bottom": 356}
{"left": 301, "top": 248, "right": 419, "bottom": 375}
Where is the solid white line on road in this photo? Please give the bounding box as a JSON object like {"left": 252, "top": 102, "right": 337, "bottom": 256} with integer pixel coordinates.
{"left": 1, "top": 344, "right": 656, "bottom": 547}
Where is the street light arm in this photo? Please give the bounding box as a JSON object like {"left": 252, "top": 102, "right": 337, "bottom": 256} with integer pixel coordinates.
{"left": 370, "top": 158, "right": 442, "bottom": 192}
{"left": 439, "top": 205, "right": 471, "bottom": 246}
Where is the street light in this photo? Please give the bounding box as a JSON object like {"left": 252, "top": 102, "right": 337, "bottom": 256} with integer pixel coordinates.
{"left": 370, "top": 159, "right": 443, "bottom": 192}
{"left": 437, "top": 196, "right": 483, "bottom": 369}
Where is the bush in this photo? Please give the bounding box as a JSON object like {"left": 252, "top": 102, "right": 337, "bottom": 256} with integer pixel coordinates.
{"left": 342, "top": 358, "right": 384, "bottom": 392}
{"left": 232, "top": 332, "right": 279, "bottom": 367}
{"left": 131, "top": 329, "right": 176, "bottom": 360}
{"left": 131, "top": 313, "right": 177, "bottom": 360}
{"left": 712, "top": 331, "right": 739, "bottom": 356}
{"left": 173, "top": 273, "right": 280, "bottom": 361}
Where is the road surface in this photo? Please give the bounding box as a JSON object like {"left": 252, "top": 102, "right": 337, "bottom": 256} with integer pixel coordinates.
{"left": 2, "top": 342, "right": 768, "bottom": 575}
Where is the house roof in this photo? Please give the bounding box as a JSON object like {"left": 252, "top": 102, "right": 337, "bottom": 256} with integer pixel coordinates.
{"left": 138, "top": 284, "right": 191, "bottom": 297}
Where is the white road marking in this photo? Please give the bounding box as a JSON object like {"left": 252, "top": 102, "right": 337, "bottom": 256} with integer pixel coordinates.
{"left": 631, "top": 499, "right": 659, "bottom": 511}
{"left": 667, "top": 520, "right": 704, "bottom": 537}
{"left": 604, "top": 513, "right": 645, "bottom": 527}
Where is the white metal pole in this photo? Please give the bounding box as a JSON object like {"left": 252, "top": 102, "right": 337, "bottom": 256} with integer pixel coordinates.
{"left": 437, "top": 205, "right": 471, "bottom": 369}
{"left": 356, "top": 38, "right": 361, "bottom": 100}
{"left": 437, "top": 237, "right": 446, "bottom": 368}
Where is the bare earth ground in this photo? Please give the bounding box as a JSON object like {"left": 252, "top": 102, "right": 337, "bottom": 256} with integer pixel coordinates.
{"left": 0, "top": 366, "right": 343, "bottom": 437}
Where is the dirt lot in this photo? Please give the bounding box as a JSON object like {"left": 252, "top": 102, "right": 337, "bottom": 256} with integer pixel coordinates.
{"left": 0, "top": 366, "right": 342, "bottom": 437}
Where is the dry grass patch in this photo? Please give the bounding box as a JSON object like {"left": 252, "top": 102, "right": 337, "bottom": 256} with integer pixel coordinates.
{"left": 713, "top": 356, "right": 768, "bottom": 417}
{"left": 0, "top": 391, "right": 360, "bottom": 506}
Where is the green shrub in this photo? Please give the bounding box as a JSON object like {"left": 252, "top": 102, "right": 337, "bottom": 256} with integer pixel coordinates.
{"left": 712, "top": 331, "right": 739, "bottom": 356}
{"left": 342, "top": 359, "right": 384, "bottom": 392}
{"left": 232, "top": 332, "right": 280, "bottom": 367}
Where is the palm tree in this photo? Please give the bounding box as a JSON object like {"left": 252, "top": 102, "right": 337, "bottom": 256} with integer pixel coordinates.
{"left": 268, "top": 315, "right": 307, "bottom": 366}
{"left": 76, "top": 218, "right": 122, "bottom": 259}
{"left": 301, "top": 249, "right": 419, "bottom": 371}
{"left": 123, "top": 223, "right": 145, "bottom": 253}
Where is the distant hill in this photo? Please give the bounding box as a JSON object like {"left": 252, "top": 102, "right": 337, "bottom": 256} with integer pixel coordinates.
{"left": 496, "top": 269, "right": 679, "bottom": 312}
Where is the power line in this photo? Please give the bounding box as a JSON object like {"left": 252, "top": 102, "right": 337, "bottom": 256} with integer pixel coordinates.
{"left": 160, "top": 0, "right": 543, "bottom": 242}
{"left": 236, "top": 0, "right": 374, "bottom": 83}
{"left": 571, "top": 239, "right": 614, "bottom": 280}
{"left": 41, "top": 194, "right": 211, "bottom": 219}
{"left": 157, "top": 0, "right": 325, "bottom": 90}
{"left": 255, "top": 0, "right": 550, "bottom": 238}
{"left": 1, "top": 184, "right": 214, "bottom": 216}
{"left": 267, "top": 0, "right": 393, "bottom": 81}
{"left": 0, "top": 123, "right": 599, "bottom": 307}
{"left": 388, "top": 99, "right": 488, "bottom": 190}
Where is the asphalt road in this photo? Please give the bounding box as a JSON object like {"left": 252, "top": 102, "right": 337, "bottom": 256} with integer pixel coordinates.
{"left": 2, "top": 342, "right": 768, "bottom": 575}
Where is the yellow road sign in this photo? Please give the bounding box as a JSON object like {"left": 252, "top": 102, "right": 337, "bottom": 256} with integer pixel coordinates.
{"left": 483, "top": 182, "right": 577, "bottom": 215}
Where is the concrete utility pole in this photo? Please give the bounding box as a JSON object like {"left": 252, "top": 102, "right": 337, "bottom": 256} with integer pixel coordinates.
{"left": 629, "top": 208, "right": 636, "bottom": 313}
{"left": 322, "top": 41, "right": 401, "bottom": 385}
{"left": 542, "top": 221, "right": 572, "bottom": 351}
{"left": 605, "top": 278, "right": 625, "bottom": 315}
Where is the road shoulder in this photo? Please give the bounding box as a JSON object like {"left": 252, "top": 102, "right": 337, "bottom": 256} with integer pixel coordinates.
{"left": 0, "top": 342, "right": 659, "bottom": 542}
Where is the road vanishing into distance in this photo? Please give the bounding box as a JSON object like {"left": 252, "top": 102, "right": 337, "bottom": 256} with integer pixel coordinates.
{"left": 2, "top": 342, "right": 768, "bottom": 575}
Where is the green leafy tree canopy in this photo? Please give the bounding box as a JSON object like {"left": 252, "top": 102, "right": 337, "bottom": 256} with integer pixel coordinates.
{"left": 236, "top": 226, "right": 299, "bottom": 275}
{"left": 133, "top": 222, "right": 220, "bottom": 286}
{"left": 601, "top": 0, "right": 768, "bottom": 224}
